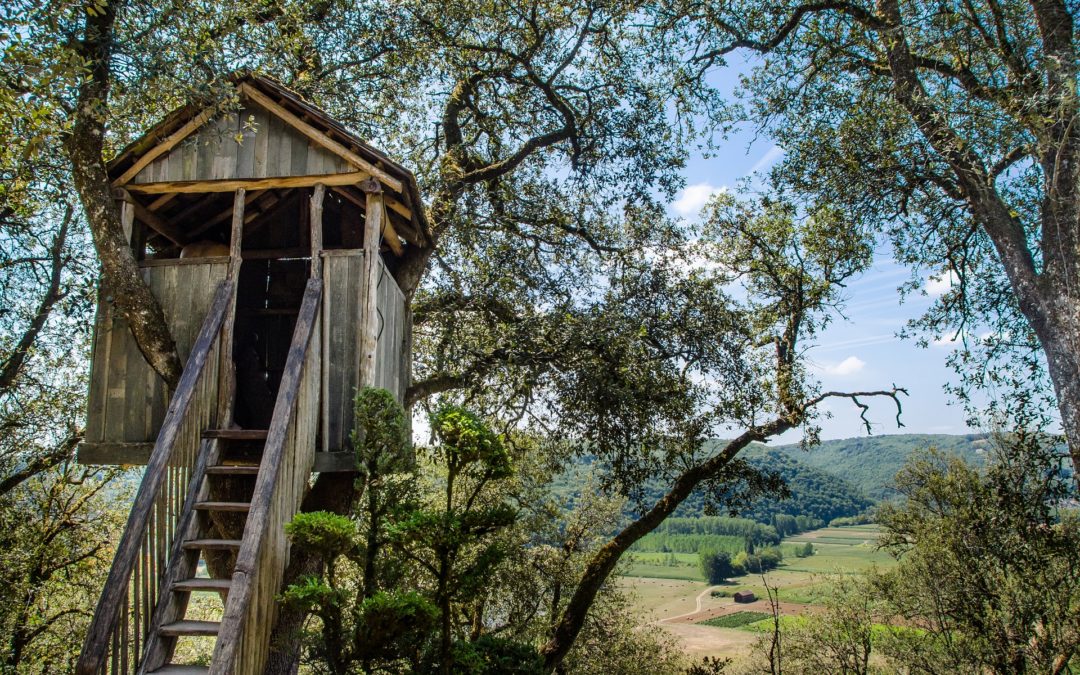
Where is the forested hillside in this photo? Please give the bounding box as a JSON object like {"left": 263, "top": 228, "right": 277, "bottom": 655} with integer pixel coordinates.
{"left": 770, "top": 434, "right": 990, "bottom": 500}
{"left": 656, "top": 447, "right": 875, "bottom": 523}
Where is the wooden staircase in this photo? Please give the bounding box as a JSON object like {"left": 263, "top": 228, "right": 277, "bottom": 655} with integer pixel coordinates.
{"left": 77, "top": 279, "right": 323, "bottom": 675}
{"left": 138, "top": 429, "right": 263, "bottom": 675}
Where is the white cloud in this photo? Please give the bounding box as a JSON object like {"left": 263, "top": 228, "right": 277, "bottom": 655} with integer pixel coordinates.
{"left": 672, "top": 183, "right": 727, "bottom": 218}
{"left": 925, "top": 270, "right": 958, "bottom": 296}
{"left": 932, "top": 335, "right": 959, "bottom": 349}
{"left": 815, "top": 355, "right": 866, "bottom": 376}
{"left": 748, "top": 145, "right": 785, "bottom": 175}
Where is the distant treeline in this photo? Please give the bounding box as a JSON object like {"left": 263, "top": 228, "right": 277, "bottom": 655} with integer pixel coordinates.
{"left": 631, "top": 515, "right": 822, "bottom": 556}
{"left": 648, "top": 516, "right": 781, "bottom": 542}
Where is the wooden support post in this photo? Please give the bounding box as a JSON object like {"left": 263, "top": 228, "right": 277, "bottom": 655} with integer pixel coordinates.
{"left": 310, "top": 184, "right": 325, "bottom": 279}
{"left": 119, "top": 198, "right": 135, "bottom": 245}
{"left": 310, "top": 183, "right": 328, "bottom": 453}
{"left": 228, "top": 188, "right": 245, "bottom": 280}
{"left": 358, "top": 180, "right": 383, "bottom": 388}
{"left": 218, "top": 189, "right": 245, "bottom": 425}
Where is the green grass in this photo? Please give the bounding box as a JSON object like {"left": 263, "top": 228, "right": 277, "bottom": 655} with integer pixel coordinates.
{"left": 620, "top": 565, "right": 703, "bottom": 581}
{"left": 698, "top": 611, "right": 772, "bottom": 628}
{"left": 623, "top": 552, "right": 704, "bottom": 580}
{"left": 743, "top": 615, "right": 809, "bottom": 633}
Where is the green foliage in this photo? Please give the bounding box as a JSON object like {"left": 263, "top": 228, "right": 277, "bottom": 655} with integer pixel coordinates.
{"left": 635, "top": 533, "right": 749, "bottom": 555}
{"left": 698, "top": 611, "right": 771, "bottom": 629}
{"left": 829, "top": 514, "right": 876, "bottom": 527}
{"left": 699, "top": 550, "right": 737, "bottom": 584}
{"left": 352, "top": 386, "right": 411, "bottom": 468}
{"left": 285, "top": 512, "right": 356, "bottom": 560}
{"left": 431, "top": 405, "right": 512, "bottom": 480}
{"left": 796, "top": 542, "right": 814, "bottom": 558}
{"left": 354, "top": 591, "right": 438, "bottom": 665}
{"left": 870, "top": 437, "right": 1080, "bottom": 672}
{"left": 746, "top": 435, "right": 1080, "bottom": 674}
{"left": 450, "top": 636, "right": 545, "bottom": 675}
{"left": 774, "top": 434, "right": 990, "bottom": 501}
{"left": 731, "top": 546, "right": 784, "bottom": 575}
{"left": 279, "top": 575, "right": 343, "bottom": 612}
{"left": 630, "top": 447, "right": 872, "bottom": 525}
{"left": 283, "top": 389, "right": 428, "bottom": 672}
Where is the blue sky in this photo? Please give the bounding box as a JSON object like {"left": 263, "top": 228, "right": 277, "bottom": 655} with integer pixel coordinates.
{"left": 667, "top": 60, "right": 977, "bottom": 442}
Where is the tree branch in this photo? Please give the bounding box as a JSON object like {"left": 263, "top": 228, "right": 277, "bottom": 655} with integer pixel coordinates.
{"left": 0, "top": 205, "right": 72, "bottom": 392}
{"left": 0, "top": 433, "right": 81, "bottom": 498}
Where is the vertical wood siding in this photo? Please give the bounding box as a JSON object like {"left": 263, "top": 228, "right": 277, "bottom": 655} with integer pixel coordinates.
{"left": 320, "top": 250, "right": 406, "bottom": 453}
{"left": 132, "top": 102, "right": 352, "bottom": 184}
{"left": 84, "top": 260, "right": 229, "bottom": 447}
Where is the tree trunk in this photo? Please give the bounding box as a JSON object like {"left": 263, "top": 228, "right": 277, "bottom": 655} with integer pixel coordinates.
{"left": 539, "top": 423, "right": 790, "bottom": 672}
{"left": 876, "top": 0, "right": 1080, "bottom": 485}
{"left": 1023, "top": 292, "right": 1080, "bottom": 486}
{"left": 264, "top": 473, "right": 358, "bottom": 675}
{"left": 67, "top": 0, "right": 182, "bottom": 389}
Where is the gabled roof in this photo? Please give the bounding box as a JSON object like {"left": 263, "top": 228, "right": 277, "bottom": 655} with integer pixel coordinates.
{"left": 107, "top": 73, "right": 428, "bottom": 247}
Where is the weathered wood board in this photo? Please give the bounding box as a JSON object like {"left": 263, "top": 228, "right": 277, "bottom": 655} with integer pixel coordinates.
{"left": 319, "top": 250, "right": 406, "bottom": 454}
{"left": 82, "top": 259, "right": 229, "bottom": 460}
{"left": 132, "top": 101, "right": 353, "bottom": 184}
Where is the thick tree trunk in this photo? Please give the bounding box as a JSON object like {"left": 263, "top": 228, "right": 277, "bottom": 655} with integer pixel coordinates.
{"left": 264, "top": 473, "right": 359, "bottom": 675}
{"left": 68, "top": 1, "right": 182, "bottom": 389}
{"left": 877, "top": 0, "right": 1080, "bottom": 483}
{"left": 1023, "top": 292, "right": 1080, "bottom": 485}
{"left": 539, "top": 422, "right": 791, "bottom": 673}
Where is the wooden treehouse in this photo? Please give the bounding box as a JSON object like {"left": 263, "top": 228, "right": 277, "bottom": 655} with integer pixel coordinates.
{"left": 76, "top": 75, "right": 425, "bottom": 675}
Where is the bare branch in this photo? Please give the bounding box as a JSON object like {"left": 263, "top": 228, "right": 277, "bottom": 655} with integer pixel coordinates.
{"left": 0, "top": 205, "right": 73, "bottom": 392}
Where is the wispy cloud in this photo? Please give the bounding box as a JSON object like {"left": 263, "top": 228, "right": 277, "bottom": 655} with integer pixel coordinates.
{"left": 672, "top": 183, "right": 727, "bottom": 218}
{"left": 925, "top": 270, "right": 958, "bottom": 296}
{"left": 813, "top": 355, "right": 867, "bottom": 376}
{"left": 748, "top": 145, "right": 785, "bottom": 175}
{"left": 811, "top": 334, "right": 896, "bottom": 353}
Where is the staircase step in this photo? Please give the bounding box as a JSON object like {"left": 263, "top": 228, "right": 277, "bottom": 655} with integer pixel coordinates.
{"left": 148, "top": 666, "right": 209, "bottom": 675}
{"left": 202, "top": 429, "right": 268, "bottom": 440}
{"left": 183, "top": 538, "right": 242, "bottom": 552}
{"left": 173, "top": 577, "right": 232, "bottom": 593}
{"left": 205, "top": 464, "right": 260, "bottom": 475}
{"left": 194, "top": 501, "right": 251, "bottom": 512}
{"left": 159, "top": 620, "right": 220, "bottom": 637}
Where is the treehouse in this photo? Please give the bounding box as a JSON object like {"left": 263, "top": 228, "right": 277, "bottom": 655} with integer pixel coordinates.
{"left": 76, "top": 74, "right": 425, "bottom": 675}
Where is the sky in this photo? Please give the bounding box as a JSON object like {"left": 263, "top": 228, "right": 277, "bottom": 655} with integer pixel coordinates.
{"left": 667, "top": 59, "right": 979, "bottom": 443}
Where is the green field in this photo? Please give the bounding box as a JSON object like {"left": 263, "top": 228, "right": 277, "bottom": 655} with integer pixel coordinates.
{"left": 619, "top": 525, "right": 900, "bottom": 665}
{"left": 699, "top": 611, "right": 772, "bottom": 628}
{"left": 622, "top": 551, "right": 702, "bottom": 580}
{"left": 623, "top": 525, "right": 892, "bottom": 582}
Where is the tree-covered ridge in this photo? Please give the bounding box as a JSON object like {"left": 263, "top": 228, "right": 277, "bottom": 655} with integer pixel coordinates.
{"left": 770, "top": 434, "right": 990, "bottom": 501}
{"left": 551, "top": 442, "right": 876, "bottom": 526}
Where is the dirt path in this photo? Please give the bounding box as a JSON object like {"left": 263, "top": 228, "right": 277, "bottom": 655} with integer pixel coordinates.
{"left": 657, "top": 585, "right": 721, "bottom": 623}
{"left": 658, "top": 594, "right": 822, "bottom": 626}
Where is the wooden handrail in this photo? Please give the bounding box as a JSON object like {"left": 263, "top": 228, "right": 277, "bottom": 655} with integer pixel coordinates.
{"left": 211, "top": 278, "right": 322, "bottom": 674}
{"left": 77, "top": 280, "right": 235, "bottom": 675}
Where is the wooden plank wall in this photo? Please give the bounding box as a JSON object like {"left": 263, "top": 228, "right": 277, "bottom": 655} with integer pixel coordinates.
{"left": 320, "top": 250, "right": 406, "bottom": 454}
{"left": 84, "top": 260, "right": 229, "bottom": 452}
{"left": 132, "top": 102, "right": 352, "bottom": 184}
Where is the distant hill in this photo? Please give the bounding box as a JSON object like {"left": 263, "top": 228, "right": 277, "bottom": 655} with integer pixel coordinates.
{"left": 768, "top": 433, "right": 991, "bottom": 501}
{"left": 629, "top": 446, "right": 875, "bottom": 525}
{"left": 727, "top": 447, "right": 876, "bottom": 523}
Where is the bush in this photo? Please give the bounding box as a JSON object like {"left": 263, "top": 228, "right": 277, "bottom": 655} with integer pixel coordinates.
{"left": 285, "top": 511, "right": 356, "bottom": 559}
{"left": 451, "top": 636, "right": 544, "bottom": 674}
{"left": 700, "top": 550, "right": 738, "bottom": 583}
